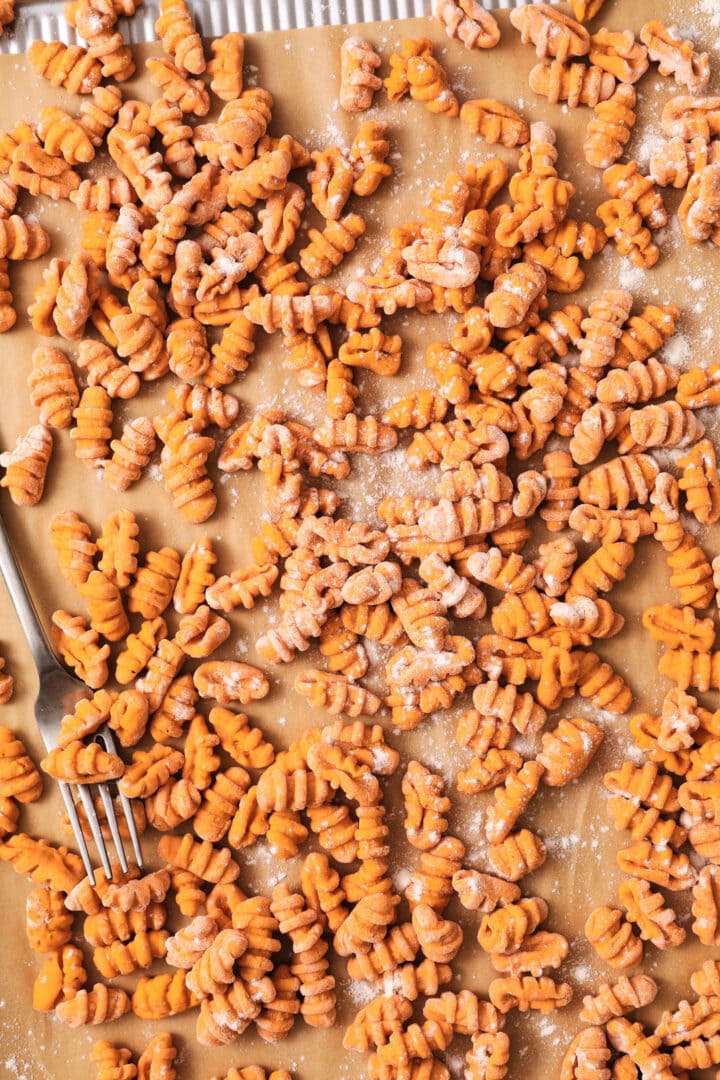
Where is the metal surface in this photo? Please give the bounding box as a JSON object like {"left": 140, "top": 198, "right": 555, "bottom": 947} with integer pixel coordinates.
{"left": 1, "top": 0, "right": 539, "bottom": 51}
{"left": 0, "top": 511, "right": 142, "bottom": 881}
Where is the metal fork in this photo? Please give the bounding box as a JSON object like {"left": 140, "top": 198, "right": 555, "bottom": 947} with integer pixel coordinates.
{"left": 0, "top": 511, "right": 143, "bottom": 884}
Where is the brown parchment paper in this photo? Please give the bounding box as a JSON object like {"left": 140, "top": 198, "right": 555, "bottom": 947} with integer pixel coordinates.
{"left": 0, "top": 2, "right": 720, "bottom": 1077}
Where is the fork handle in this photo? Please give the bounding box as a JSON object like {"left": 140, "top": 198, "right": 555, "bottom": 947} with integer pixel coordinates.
{"left": 0, "top": 510, "right": 59, "bottom": 677}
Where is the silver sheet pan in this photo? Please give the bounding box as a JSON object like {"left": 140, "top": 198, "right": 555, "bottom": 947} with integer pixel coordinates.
{"left": 2, "top": 0, "right": 539, "bottom": 51}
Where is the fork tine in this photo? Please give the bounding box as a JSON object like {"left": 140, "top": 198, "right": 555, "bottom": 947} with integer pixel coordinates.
{"left": 96, "top": 782, "right": 129, "bottom": 874}
{"left": 59, "top": 782, "right": 96, "bottom": 886}
{"left": 76, "top": 784, "right": 113, "bottom": 880}
{"left": 118, "top": 790, "right": 144, "bottom": 868}
{"left": 96, "top": 725, "right": 144, "bottom": 870}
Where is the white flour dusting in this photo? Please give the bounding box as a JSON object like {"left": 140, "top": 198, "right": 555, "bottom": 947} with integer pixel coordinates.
{"left": 695, "top": 0, "right": 720, "bottom": 28}
{"left": 632, "top": 127, "right": 665, "bottom": 168}
{"left": 660, "top": 333, "right": 691, "bottom": 367}
{"left": 617, "top": 262, "right": 646, "bottom": 290}
{"left": 4, "top": 1059, "right": 30, "bottom": 1080}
